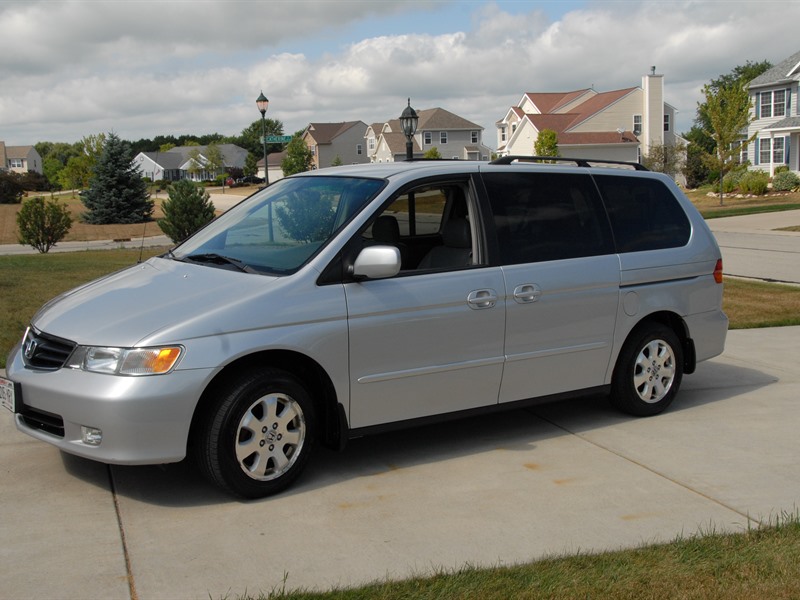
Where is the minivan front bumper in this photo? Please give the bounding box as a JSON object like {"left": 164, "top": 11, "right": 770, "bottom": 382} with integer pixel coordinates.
{"left": 6, "top": 344, "right": 214, "bottom": 465}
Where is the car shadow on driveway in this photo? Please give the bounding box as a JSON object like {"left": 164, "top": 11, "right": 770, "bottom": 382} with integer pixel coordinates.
{"left": 59, "top": 358, "right": 775, "bottom": 507}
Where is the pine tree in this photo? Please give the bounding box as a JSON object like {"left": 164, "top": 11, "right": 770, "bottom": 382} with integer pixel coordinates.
{"left": 81, "top": 132, "right": 153, "bottom": 223}
{"left": 157, "top": 180, "right": 216, "bottom": 243}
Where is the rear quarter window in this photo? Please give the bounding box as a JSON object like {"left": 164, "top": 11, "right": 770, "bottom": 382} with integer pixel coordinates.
{"left": 593, "top": 175, "right": 690, "bottom": 253}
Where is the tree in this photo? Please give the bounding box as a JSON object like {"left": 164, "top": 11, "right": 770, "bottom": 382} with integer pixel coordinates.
{"left": 534, "top": 129, "right": 560, "bottom": 159}
{"left": 58, "top": 155, "right": 92, "bottom": 195}
{"left": 642, "top": 142, "right": 686, "bottom": 178}
{"left": 16, "top": 196, "right": 73, "bottom": 253}
{"left": 236, "top": 118, "right": 285, "bottom": 157}
{"left": 700, "top": 82, "right": 755, "bottom": 205}
{"left": 244, "top": 153, "right": 259, "bottom": 177}
{"left": 690, "top": 60, "right": 771, "bottom": 166}
{"left": 281, "top": 136, "right": 314, "bottom": 176}
{"left": 157, "top": 179, "right": 216, "bottom": 243}
{"left": 81, "top": 132, "right": 154, "bottom": 223}
{"left": 0, "top": 172, "right": 24, "bottom": 204}
{"left": 205, "top": 143, "right": 226, "bottom": 178}
{"left": 424, "top": 147, "right": 442, "bottom": 159}
{"left": 186, "top": 147, "right": 205, "bottom": 180}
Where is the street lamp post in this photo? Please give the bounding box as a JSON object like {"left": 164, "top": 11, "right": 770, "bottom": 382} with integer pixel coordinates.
{"left": 256, "top": 91, "right": 270, "bottom": 186}
{"left": 399, "top": 98, "right": 419, "bottom": 161}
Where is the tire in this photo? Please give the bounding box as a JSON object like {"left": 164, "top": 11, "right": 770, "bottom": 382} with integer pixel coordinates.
{"left": 195, "top": 368, "right": 316, "bottom": 499}
{"left": 610, "top": 325, "right": 683, "bottom": 417}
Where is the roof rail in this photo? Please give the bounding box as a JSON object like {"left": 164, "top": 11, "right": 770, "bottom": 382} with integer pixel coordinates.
{"left": 490, "top": 156, "right": 649, "bottom": 171}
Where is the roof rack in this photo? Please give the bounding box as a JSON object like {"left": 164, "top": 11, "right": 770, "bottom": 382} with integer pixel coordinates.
{"left": 490, "top": 156, "right": 649, "bottom": 171}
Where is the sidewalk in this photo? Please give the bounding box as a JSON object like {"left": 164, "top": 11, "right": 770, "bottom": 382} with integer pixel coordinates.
{"left": 2, "top": 326, "right": 799, "bottom": 598}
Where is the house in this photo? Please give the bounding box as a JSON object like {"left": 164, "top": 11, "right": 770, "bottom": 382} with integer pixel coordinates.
{"left": 0, "top": 142, "right": 43, "bottom": 174}
{"left": 366, "top": 108, "right": 492, "bottom": 163}
{"left": 496, "top": 69, "right": 682, "bottom": 163}
{"left": 302, "top": 121, "right": 369, "bottom": 169}
{"left": 256, "top": 151, "right": 287, "bottom": 183}
{"left": 134, "top": 144, "right": 248, "bottom": 182}
{"left": 745, "top": 49, "right": 800, "bottom": 175}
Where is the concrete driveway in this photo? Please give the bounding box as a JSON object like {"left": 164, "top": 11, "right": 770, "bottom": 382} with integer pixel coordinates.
{"left": 2, "top": 326, "right": 799, "bottom": 599}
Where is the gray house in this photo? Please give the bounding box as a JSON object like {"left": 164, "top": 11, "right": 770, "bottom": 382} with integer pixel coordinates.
{"left": 366, "top": 108, "right": 492, "bottom": 163}
{"left": 302, "top": 121, "right": 369, "bottom": 169}
{"left": 745, "top": 49, "right": 800, "bottom": 175}
{"left": 134, "top": 144, "right": 248, "bottom": 182}
{"left": 0, "top": 141, "right": 43, "bottom": 174}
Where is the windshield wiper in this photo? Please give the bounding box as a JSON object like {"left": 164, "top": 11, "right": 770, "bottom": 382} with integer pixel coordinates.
{"left": 183, "top": 253, "right": 258, "bottom": 274}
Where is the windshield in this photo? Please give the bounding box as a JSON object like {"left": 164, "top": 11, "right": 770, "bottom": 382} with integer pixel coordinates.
{"left": 172, "top": 175, "right": 384, "bottom": 275}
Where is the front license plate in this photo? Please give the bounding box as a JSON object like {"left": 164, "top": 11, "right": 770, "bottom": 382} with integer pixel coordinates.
{"left": 1, "top": 377, "right": 15, "bottom": 413}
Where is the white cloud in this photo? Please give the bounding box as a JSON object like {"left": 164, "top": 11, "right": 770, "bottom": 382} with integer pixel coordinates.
{"left": 1, "top": 0, "right": 798, "bottom": 146}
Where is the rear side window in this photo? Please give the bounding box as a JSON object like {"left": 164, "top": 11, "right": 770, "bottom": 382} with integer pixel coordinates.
{"left": 594, "top": 175, "right": 690, "bottom": 253}
{"left": 483, "top": 172, "right": 614, "bottom": 264}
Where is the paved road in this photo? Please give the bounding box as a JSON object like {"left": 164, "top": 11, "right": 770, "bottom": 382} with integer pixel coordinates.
{"left": 2, "top": 326, "right": 798, "bottom": 599}
{"left": 707, "top": 209, "right": 800, "bottom": 284}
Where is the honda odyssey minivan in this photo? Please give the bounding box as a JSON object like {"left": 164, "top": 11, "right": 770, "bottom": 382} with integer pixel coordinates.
{"left": 3, "top": 158, "right": 728, "bottom": 498}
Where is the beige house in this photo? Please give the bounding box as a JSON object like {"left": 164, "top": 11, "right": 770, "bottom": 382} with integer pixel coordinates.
{"left": 366, "top": 107, "right": 492, "bottom": 163}
{"left": 496, "top": 70, "right": 682, "bottom": 163}
{"left": 0, "top": 142, "right": 43, "bottom": 174}
{"left": 303, "top": 121, "right": 369, "bottom": 170}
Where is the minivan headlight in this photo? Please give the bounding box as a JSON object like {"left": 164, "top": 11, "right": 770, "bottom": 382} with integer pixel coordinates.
{"left": 67, "top": 346, "right": 183, "bottom": 376}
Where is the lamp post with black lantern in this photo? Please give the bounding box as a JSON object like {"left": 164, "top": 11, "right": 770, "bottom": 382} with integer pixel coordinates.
{"left": 400, "top": 98, "right": 419, "bottom": 161}
{"left": 256, "top": 91, "right": 270, "bottom": 186}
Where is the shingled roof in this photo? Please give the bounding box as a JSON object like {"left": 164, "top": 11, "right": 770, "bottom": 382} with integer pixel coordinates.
{"left": 749, "top": 50, "right": 800, "bottom": 88}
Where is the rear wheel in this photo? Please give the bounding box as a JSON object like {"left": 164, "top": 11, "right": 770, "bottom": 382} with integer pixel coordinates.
{"left": 611, "top": 325, "right": 683, "bottom": 416}
{"left": 195, "top": 368, "right": 316, "bottom": 498}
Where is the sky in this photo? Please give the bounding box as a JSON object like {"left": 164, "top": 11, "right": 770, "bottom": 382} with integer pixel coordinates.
{"left": 1, "top": 0, "right": 799, "bottom": 150}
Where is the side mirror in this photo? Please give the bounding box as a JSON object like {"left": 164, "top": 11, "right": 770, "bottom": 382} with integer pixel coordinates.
{"left": 353, "top": 246, "right": 401, "bottom": 280}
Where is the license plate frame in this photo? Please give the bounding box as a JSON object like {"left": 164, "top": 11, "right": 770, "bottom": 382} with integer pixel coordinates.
{"left": 1, "top": 376, "right": 16, "bottom": 413}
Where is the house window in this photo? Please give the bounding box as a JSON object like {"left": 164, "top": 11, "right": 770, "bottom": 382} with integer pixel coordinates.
{"left": 440, "top": 132, "right": 448, "bottom": 144}
{"left": 501, "top": 128, "right": 507, "bottom": 142}
{"left": 9, "top": 158, "right": 23, "bottom": 168}
{"left": 511, "top": 123, "right": 517, "bottom": 134}
{"left": 424, "top": 132, "right": 432, "bottom": 145}
{"left": 471, "top": 131, "right": 479, "bottom": 144}
{"left": 368, "top": 138, "right": 375, "bottom": 151}
{"left": 633, "top": 115, "right": 642, "bottom": 135}
{"left": 760, "top": 92, "right": 773, "bottom": 118}
{"left": 357, "top": 144, "right": 362, "bottom": 155}
{"left": 774, "top": 89, "right": 786, "bottom": 117}
{"left": 773, "top": 137, "right": 785, "bottom": 163}
{"left": 663, "top": 114, "right": 670, "bottom": 132}
{"left": 759, "top": 139, "right": 771, "bottom": 164}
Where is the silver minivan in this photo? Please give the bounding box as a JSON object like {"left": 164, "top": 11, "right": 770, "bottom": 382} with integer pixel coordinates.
{"left": 3, "top": 159, "right": 728, "bottom": 498}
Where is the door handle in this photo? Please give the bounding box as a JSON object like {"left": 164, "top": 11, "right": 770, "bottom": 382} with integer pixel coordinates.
{"left": 467, "top": 289, "right": 498, "bottom": 309}
{"left": 513, "top": 284, "right": 542, "bottom": 304}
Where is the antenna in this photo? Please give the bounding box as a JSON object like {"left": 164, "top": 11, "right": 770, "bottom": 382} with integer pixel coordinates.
{"left": 137, "top": 220, "right": 147, "bottom": 264}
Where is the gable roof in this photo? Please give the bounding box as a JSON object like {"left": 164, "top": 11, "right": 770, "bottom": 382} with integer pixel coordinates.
{"left": 305, "top": 121, "right": 366, "bottom": 144}
{"left": 750, "top": 50, "right": 800, "bottom": 88}
{"left": 142, "top": 144, "right": 248, "bottom": 169}
{"left": 416, "top": 107, "right": 482, "bottom": 131}
{"left": 524, "top": 89, "right": 592, "bottom": 113}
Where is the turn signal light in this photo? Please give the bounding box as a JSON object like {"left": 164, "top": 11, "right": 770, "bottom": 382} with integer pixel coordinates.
{"left": 714, "top": 258, "right": 724, "bottom": 284}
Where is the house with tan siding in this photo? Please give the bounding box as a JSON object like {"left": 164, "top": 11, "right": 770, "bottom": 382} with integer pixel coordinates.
{"left": 302, "top": 121, "right": 369, "bottom": 169}
{"left": 496, "top": 70, "right": 681, "bottom": 164}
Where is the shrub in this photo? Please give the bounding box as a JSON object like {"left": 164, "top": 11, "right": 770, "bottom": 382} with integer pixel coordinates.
{"left": 738, "top": 170, "right": 770, "bottom": 195}
{"left": 772, "top": 170, "right": 800, "bottom": 192}
{"left": 0, "top": 171, "right": 24, "bottom": 204}
{"left": 157, "top": 179, "right": 216, "bottom": 243}
{"left": 16, "top": 196, "right": 73, "bottom": 253}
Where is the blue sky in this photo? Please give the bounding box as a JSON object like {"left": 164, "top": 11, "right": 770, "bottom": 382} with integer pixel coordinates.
{"left": 0, "top": 1, "right": 797, "bottom": 147}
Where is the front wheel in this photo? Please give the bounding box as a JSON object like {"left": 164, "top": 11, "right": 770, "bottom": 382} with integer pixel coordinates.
{"left": 610, "top": 325, "right": 683, "bottom": 417}
{"left": 195, "top": 368, "right": 316, "bottom": 499}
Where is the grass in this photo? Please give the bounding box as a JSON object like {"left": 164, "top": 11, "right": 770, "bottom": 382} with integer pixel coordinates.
{"left": 724, "top": 278, "right": 800, "bottom": 329}
{"left": 682, "top": 186, "right": 800, "bottom": 220}
{"left": 244, "top": 515, "right": 800, "bottom": 599}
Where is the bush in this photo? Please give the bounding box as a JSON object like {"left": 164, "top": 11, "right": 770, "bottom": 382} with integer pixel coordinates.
{"left": 0, "top": 171, "right": 24, "bottom": 204}
{"left": 738, "top": 170, "right": 770, "bottom": 195}
{"left": 16, "top": 196, "right": 73, "bottom": 253}
{"left": 772, "top": 170, "right": 800, "bottom": 192}
{"left": 157, "top": 179, "right": 216, "bottom": 243}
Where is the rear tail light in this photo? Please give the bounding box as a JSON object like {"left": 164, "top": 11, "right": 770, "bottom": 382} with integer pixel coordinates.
{"left": 714, "top": 258, "right": 723, "bottom": 284}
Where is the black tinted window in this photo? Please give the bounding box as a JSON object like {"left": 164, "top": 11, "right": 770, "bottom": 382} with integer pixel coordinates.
{"left": 483, "top": 172, "right": 614, "bottom": 264}
{"left": 594, "top": 175, "right": 690, "bottom": 253}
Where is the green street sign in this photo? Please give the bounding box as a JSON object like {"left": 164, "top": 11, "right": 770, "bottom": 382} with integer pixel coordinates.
{"left": 264, "top": 135, "right": 292, "bottom": 143}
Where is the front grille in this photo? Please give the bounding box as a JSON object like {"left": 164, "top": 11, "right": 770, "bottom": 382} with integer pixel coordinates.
{"left": 19, "top": 405, "right": 65, "bottom": 438}
{"left": 21, "top": 328, "right": 76, "bottom": 371}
